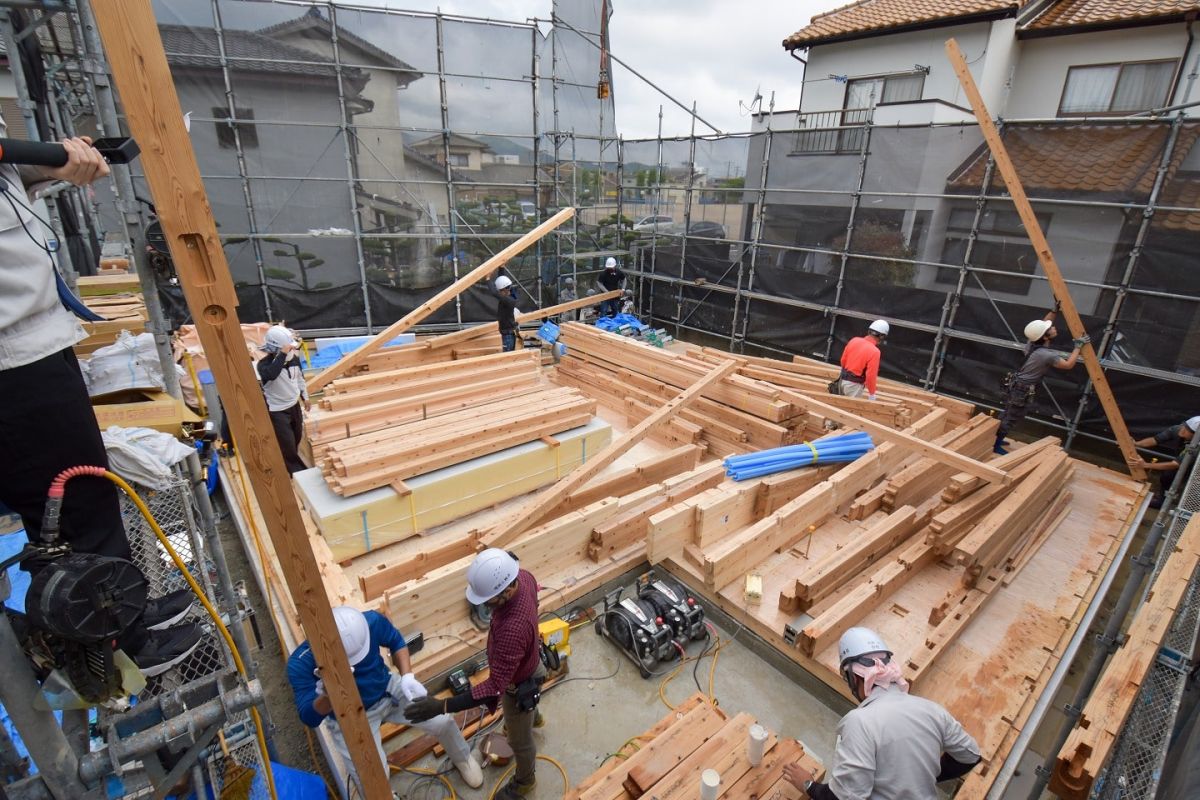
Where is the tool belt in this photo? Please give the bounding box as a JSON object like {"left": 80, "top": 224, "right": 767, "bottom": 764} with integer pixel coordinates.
{"left": 839, "top": 367, "right": 866, "bottom": 385}
{"left": 1002, "top": 373, "right": 1037, "bottom": 402}
{"left": 512, "top": 673, "right": 546, "bottom": 712}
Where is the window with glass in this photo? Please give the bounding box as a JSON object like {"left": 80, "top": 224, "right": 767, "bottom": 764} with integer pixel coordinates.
{"left": 1058, "top": 60, "right": 1177, "bottom": 116}
{"left": 212, "top": 107, "right": 258, "bottom": 149}
{"left": 936, "top": 207, "right": 1051, "bottom": 295}
{"left": 840, "top": 72, "right": 924, "bottom": 150}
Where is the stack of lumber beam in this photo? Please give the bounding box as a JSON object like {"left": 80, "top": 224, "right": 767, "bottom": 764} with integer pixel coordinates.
{"left": 318, "top": 386, "right": 596, "bottom": 496}
{"left": 567, "top": 693, "right": 823, "bottom": 800}
{"left": 306, "top": 350, "right": 542, "bottom": 455}
{"left": 554, "top": 323, "right": 809, "bottom": 456}
{"left": 1049, "top": 514, "right": 1200, "bottom": 800}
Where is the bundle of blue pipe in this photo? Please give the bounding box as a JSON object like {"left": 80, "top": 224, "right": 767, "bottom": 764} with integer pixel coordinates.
{"left": 723, "top": 431, "right": 875, "bottom": 481}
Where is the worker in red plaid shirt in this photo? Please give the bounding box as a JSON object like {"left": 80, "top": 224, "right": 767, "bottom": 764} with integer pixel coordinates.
{"left": 406, "top": 549, "right": 545, "bottom": 799}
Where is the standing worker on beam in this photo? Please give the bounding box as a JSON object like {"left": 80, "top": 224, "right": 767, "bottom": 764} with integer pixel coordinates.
{"left": 256, "top": 324, "right": 309, "bottom": 473}
{"left": 596, "top": 257, "right": 626, "bottom": 317}
{"left": 406, "top": 550, "right": 546, "bottom": 800}
{"left": 489, "top": 274, "right": 521, "bottom": 352}
{"left": 994, "top": 305, "right": 1089, "bottom": 455}
{"left": 287, "top": 606, "right": 484, "bottom": 795}
{"left": 782, "top": 628, "right": 981, "bottom": 799}
{"left": 837, "top": 320, "right": 889, "bottom": 400}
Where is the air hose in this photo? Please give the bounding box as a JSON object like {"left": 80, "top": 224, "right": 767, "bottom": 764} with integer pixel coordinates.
{"left": 45, "top": 466, "right": 278, "bottom": 800}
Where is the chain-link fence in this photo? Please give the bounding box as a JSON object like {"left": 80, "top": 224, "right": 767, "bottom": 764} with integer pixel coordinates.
{"left": 1091, "top": 453, "right": 1200, "bottom": 800}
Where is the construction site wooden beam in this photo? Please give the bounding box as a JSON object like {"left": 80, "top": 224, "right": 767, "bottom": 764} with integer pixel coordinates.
{"left": 90, "top": 4, "right": 391, "bottom": 796}
{"left": 945, "top": 38, "right": 1146, "bottom": 481}
{"left": 403, "top": 289, "right": 625, "bottom": 351}
{"left": 307, "top": 207, "right": 576, "bottom": 392}
{"left": 481, "top": 359, "right": 739, "bottom": 549}
{"left": 782, "top": 390, "right": 1010, "bottom": 485}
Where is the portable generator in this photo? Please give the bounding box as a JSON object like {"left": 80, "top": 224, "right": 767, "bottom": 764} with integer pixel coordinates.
{"left": 596, "top": 571, "right": 707, "bottom": 678}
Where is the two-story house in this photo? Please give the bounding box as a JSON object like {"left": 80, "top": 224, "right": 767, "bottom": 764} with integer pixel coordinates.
{"left": 758, "top": 0, "right": 1200, "bottom": 382}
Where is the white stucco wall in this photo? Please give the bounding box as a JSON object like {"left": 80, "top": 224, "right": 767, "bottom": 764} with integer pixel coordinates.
{"left": 799, "top": 20, "right": 1011, "bottom": 114}
{"left": 1006, "top": 22, "right": 1199, "bottom": 118}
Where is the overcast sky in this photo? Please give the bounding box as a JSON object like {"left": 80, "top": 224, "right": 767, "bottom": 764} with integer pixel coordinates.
{"left": 345, "top": 0, "right": 837, "bottom": 138}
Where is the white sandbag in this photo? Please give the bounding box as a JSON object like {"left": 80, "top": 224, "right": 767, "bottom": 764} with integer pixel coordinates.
{"left": 102, "top": 425, "right": 194, "bottom": 489}
{"left": 86, "top": 331, "right": 165, "bottom": 397}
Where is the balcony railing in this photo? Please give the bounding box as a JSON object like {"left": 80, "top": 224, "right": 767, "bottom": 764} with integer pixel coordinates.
{"left": 791, "top": 107, "right": 871, "bottom": 155}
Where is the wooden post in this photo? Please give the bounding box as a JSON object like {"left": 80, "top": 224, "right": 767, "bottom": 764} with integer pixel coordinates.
{"left": 307, "top": 207, "right": 576, "bottom": 392}
{"left": 89, "top": 4, "right": 392, "bottom": 797}
{"left": 481, "top": 359, "right": 739, "bottom": 548}
{"left": 945, "top": 38, "right": 1146, "bottom": 480}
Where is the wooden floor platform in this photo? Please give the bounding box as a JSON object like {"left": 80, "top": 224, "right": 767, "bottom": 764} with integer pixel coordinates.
{"left": 220, "top": 329, "right": 1145, "bottom": 799}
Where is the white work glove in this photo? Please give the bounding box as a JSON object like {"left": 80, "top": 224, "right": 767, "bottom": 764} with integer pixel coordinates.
{"left": 314, "top": 679, "right": 325, "bottom": 697}
{"left": 868, "top": 393, "right": 877, "bottom": 401}
{"left": 400, "top": 672, "right": 427, "bottom": 701}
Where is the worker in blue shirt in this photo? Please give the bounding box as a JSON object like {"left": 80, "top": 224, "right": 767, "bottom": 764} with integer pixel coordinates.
{"left": 287, "top": 607, "right": 483, "bottom": 794}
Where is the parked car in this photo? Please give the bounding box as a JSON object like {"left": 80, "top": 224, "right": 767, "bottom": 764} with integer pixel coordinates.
{"left": 633, "top": 214, "right": 674, "bottom": 232}
{"left": 686, "top": 221, "right": 726, "bottom": 239}
{"left": 518, "top": 201, "right": 536, "bottom": 220}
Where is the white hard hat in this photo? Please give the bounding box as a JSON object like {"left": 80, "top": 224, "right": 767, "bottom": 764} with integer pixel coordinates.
{"left": 262, "top": 324, "right": 297, "bottom": 351}
{"left": 1024, "top": 319, "right": 1053, "bottom": 342}
{"left": 838, "top": 627, "right": 891, "bottom": 670}
{"left": 868, "top": 319, "right": 889, "bottom": 336}
{"left": 332, "top": 606, "right": 371, "bottom": 666}
{"left": 563, "top": 277, "right": 575, "bottom": 286}
{"left": 495, "top": 275, "right": 513, "bottom": 291}
{"left": 465, "top": 548, "right": 520, "bottom": 605}
{"left": 605, "top": 257, "right": 617, "bottom": 270}
{"left": 1186, "top": 416, "right": 1200, "bottom": 433}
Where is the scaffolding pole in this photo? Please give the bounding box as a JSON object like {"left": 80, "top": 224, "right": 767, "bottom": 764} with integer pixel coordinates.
{"left": 732, "top": 92, "right": 774, "bottom": 352}
{"left": 76, "top": 0, "right": 180, "bottom": 397}
{"left": 328, "top": 4, "right": 375, "bottom": 331}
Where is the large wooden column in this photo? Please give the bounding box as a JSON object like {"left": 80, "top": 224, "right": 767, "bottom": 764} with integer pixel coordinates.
{"left": 90, "top": 3, "right": 392, "bottom": 796}
{"left": 945, "top": 39, "right": 1146, "bottom": 480}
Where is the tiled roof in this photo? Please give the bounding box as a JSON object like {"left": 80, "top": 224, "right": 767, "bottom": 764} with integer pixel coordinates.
{"left": 782, "top": 0, "right": 1019, "bottom": 49}
{"left": 254, "top": 7, "right": 421, "bottom": 85}
{"left": 1024, "top": 0, "right": 1200, "bottom": 32}
{"left": 946, "top": 122, "right": 1200, "bottom": 230}
{"left": 159, "top": 24, "right": 340, "bottom": 78}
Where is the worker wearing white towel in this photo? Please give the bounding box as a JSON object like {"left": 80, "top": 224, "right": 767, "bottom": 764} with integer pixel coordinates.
{"left": 783, "top": 627, "right": 980, "bottom": 800}
{"left": 256, "top": 324, "right": 309, "bottom": 473}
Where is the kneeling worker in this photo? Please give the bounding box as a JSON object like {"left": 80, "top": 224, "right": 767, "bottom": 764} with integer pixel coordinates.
{"left": 407, "top": 549, "right": 544, "bottom": 800}
{"left": 783, "top": 627, "right": 980, "bottom": 799}
{"left": 838, "top": 320, "right": 889, "bottom": 399}
{"left": 287, "top": 606, "right": 483, "bottom": 794}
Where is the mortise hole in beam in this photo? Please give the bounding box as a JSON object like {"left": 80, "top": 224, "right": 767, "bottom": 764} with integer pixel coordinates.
{"left": 889, "top": 603, "right": 909, "bottom": 617}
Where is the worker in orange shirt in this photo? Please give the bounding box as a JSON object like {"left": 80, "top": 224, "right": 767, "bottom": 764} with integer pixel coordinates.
{"left": 837, "top": 320, "right": 889, "bottom": 399}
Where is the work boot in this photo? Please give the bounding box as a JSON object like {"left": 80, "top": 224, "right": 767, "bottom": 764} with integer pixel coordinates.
{"left": 132, "top": 622, "right": 204, "bottom": 677}
{"left": 992, "top": 437, "right": 1008, "bottom": 456}
{"left": 494, "top": 777, "right": 536, "bottom": 800}
{"left": 453, "top": 754, "right": 484, "bottom": 789}
{"left": 142, "top": 589, "right": 195, "bottom": 631}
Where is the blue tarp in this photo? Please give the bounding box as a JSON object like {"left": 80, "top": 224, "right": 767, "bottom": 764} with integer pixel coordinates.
{"left": 307, "top": 335, "right": 416, "bottom": 369}
{"left": 595, "top": 314, "right": 647, "bottom": 333}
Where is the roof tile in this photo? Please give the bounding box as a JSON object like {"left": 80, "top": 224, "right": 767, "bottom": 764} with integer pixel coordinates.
{"left": 783, "top": 0, "right": 1019, "bottom": 49}
{"left": 1026, "top": 0, "right": 1200, "bottom": 32}
{"left": 946, "top": 123, "right": 1200, "bottom": 231}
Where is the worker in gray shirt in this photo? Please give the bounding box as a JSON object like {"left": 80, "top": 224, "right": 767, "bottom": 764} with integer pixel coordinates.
{"left": 993, "top": 304, "right": 1088, "bottom": 455}
{"left": 256, "top": 324, "right": 309, "bottom": 473}
{"left": 783, "top": 628, "right": 980, "bottom": 800}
